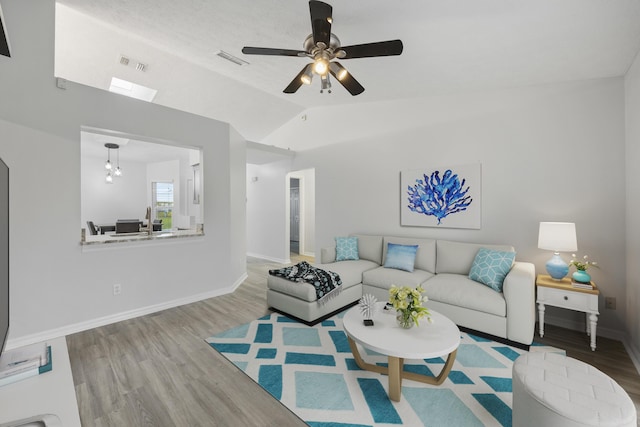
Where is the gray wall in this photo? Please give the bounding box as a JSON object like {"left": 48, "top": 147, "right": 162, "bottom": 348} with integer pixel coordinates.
{"left": 0, "top": 0, "right": 246, "bottom": 345}
{"left": 284, "top": 78, "right": 628, "bottom": 341}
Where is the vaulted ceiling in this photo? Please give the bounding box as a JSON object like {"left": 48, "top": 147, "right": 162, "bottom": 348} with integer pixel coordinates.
{"left": 55, "top": 0, "right": 640, "bottom": 154}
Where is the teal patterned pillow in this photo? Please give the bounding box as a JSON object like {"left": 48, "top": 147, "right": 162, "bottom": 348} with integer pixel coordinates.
{"left": 335, "top": 236, "right": 359, "bottom": 261}
{"left": 384, "top": 243, "right": 419, "bottom": 272}
{"left": 469, "top": 248, "right": 516, "bottom": 292}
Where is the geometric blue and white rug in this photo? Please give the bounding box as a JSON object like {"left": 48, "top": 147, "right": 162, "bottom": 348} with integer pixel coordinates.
{"left": 206, "top": 311, "right": 562, "bottom": 427}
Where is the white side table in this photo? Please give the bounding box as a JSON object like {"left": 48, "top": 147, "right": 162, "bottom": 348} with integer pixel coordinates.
{"left": 536, "top": 274, "right": 600, "bottom": 351}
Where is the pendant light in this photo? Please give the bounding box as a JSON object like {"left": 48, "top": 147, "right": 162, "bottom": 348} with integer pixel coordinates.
{"left": 114, "top": 146, "right": 122, "bottom": 177}
{"left": 104, "top": 143, "right": 121, "bottom": 183}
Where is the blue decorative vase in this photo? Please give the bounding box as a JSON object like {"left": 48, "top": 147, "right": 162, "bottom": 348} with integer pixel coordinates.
{"left": 546, "top": 253, "right": 569, "bottom": 280}
{"left": 572, "top": 270, "right": 591, "bottom": 284}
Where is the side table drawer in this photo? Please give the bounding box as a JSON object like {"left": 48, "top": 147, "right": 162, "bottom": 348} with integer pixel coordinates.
{"left": 539, "top": 287, "right": 589, "bottom": 311}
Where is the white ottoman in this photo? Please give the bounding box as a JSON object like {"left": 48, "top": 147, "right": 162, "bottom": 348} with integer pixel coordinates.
{"left": 513, "top": 352, "right": 637, "bottom": 427}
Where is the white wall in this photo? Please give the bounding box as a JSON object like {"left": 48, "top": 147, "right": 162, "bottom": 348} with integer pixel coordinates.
{"left": 0, "top": 0, "right": 246, "bottom": 345}
{"left": 246, "top": 161, "right": 292, "bottom": 263}
{"left": 625, "top": 51, "right": 640, "bottom": 366}
{"left": 282, "top": 78, "right": 627, "bottom": 337}
{"left": 229, "top": 127, "right": 248, "bottom": 277}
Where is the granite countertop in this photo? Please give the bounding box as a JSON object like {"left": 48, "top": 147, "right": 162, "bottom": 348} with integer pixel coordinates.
{"left": 81, "top": 227, "right": 204, "bottom": 246}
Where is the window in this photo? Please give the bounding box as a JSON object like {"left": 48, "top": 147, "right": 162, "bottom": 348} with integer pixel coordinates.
{"left": 152, "top": 182, "right": 173, "bottom": 230}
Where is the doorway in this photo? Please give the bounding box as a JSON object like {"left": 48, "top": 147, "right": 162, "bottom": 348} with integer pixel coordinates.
{"left": 286, "top": 168, "right": 315, "bottom": 259}
{"left": 290, "top": 178, "right": 300, "bottom": 254}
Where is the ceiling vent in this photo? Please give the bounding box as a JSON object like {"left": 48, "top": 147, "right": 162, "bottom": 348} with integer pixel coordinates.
{"left": 216, "top": 50, "right": 249, "bottom": 66}
{"left": 135, "top": 62, "right": 147, "bottom": 72}
{"left": 119, "top": 55, "right": 130, "bottom": 66}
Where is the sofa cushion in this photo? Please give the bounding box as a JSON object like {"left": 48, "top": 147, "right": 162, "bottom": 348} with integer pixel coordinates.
{"left": 423, "top": 273, "right": 506, "bottom": 317}
{"left": 383, "top": 236, "right": 436, "bottom": 273}
{"left": 314, "top": 260, "right": 379, "bottom": 288}
{"left": 351, "top": 234, "right": 384, "bottom": 264}
{"left": 436, "top": 240, "right": 515, "bottom": 275}
{"left": 335, "top": 236, "right": 359, "bottom": 261}
{"left": 362, "top": 266, "right": 433, "bottom": 291}
{"left": 469, "top": 248, "right": 516, "bottom": 292}
{"left": 383, "top": 243, "right": 418, "bottom": 272}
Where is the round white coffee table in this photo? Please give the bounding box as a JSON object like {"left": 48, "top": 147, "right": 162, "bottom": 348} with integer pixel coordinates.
{"left": 343, "top": 302, "right": 460, "bottom": 402}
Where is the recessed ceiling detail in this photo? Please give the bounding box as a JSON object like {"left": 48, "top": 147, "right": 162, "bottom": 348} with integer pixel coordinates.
{"left": 108, "top": 77, "right": 157, "bottom": 102}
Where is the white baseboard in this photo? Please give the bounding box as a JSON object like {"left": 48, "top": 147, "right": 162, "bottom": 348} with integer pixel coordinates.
{"left": 246, "top": 252, "right": 290, "bottom": 264}
{"left": 542, "top": 313, "right": 627, "bottom": 342}
{"left": 6, "top": 272, "right": 248, "bottom": 351}
{"left": 623, "top": 337, "right": 640, "bottom": 375}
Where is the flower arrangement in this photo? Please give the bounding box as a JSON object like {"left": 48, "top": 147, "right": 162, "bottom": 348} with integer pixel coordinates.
{"left": 569, "top": 254, "right": 598, "bottom": 271}
{"left": 389, "top": 284, "right": 431, "bottom": 328}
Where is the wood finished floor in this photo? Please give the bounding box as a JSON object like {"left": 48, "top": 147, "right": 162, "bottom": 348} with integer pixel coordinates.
{"left": 67, "top": 255, "right": 640, "bottom": 426}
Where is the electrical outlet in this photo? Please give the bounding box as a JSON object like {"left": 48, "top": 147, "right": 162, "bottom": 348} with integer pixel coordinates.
{"left": 605, "top": 297, "right": 616, "bottom": 310}
{"left": 113, "top": 283, "right": 122, "bottom": 296}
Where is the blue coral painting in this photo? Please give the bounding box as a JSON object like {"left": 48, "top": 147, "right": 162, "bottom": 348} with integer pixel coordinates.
{"left": 401, "top": 164, "right": 481, "bottom": 229}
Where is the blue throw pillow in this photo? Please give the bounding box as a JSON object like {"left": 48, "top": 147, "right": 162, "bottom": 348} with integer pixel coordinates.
{"left": 335, "top": 236, "right": 359, "bottom": 261}
{"left": 469, "top": 248, "right": 516, "bottom": 292}
{"left": 384, "top": 243, "right": 419, "bottom": 272}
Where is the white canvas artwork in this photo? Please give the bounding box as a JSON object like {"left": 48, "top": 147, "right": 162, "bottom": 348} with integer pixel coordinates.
{"left": 401, "top": 163, "right": 481, "bottom": 229}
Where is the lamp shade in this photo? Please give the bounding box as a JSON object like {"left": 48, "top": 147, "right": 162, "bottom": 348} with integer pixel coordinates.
{"left": 538, "top": 222, "right": 577, "bottom": 252}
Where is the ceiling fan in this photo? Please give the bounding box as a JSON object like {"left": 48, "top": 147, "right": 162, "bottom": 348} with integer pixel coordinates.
{"left": 242, "top": 0, "right": 403, "bottom": 96}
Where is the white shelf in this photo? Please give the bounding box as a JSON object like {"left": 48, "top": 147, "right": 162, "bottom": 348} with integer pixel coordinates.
{"left": 0, "top": 337, "right": 81, "bottom": 426}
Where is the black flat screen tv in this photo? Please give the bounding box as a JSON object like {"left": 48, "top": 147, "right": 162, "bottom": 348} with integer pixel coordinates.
{"left": 0, "top": 158, "right": 8, "bottom": 356}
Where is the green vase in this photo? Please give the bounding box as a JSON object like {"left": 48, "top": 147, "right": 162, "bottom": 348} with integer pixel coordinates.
{"left": 396, "top": 310, "right": 414, "bottom": 329}
{"left": 572, "top": 270, "right": 591, "bottom": 283}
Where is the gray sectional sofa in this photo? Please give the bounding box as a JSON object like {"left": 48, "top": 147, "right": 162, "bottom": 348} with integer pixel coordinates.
{"left": 266, "top": 234, "right": 536, "bottom": 346}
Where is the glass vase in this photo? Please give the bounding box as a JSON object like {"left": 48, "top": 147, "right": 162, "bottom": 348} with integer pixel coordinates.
{"left": 572, "top": 270, "right": 591, "bottom": 284}
{"left": 396, "top": 310, "right": 414, "bottom": 329}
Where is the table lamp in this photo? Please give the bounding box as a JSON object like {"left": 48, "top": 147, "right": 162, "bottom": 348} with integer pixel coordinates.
{"left": 538, "top": 222, "right": 577, "bottom": 280}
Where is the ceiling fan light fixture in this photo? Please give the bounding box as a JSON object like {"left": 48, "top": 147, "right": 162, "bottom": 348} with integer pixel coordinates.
{"left": 320, "top": 74, "right": 331, "bottom": 93}
{"left": 242, "top": 1, "right": 402, "bottom": 96}
{"left": 313, "top": 58, "right": 330, "bottom": 76}
{"left": 301, "top": 66, "right": 313, "bottom": 85}
{"left": 329, "top": 62, "right": 348, "bottom": 81}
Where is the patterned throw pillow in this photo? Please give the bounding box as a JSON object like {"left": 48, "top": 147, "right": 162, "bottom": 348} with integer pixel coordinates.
{"left": 469, "top": 248, "right": 516, "bottom": 292}
{"left": 384, "top": 243, "right": 419, "bottom": 272}
{"left": 335, "top": 236, "right": 359, "bottom": 261}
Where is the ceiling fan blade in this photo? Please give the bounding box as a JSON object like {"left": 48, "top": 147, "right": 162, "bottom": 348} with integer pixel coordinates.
{"left": 284, "top": 64, "right": 313, "bottom": 94}
{"left": 309, "top": 0, "right": 332, "bottom": 47}
{"left": 329, "top": 62, "right": 364, "bottom": 96}
{"left": 242, "top": 47, "right": 306, "bottom": 57}
{"left": 339, "top": 40, "right": 404, "bottom": 59}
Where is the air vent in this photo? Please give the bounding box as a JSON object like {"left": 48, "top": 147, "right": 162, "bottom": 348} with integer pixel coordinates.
{"left": 217, "top": 50, "right": 249, "bottom": 66}
{"left": 119, "top": 55, "right": 130, "bottom": 66}
{"left": 135, "top": 62, "right": 147, "bottom": 72}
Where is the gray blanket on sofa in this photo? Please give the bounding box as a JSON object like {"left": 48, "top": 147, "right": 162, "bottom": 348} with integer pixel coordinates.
{"left": 269, "top": 261, "right": 342, "bottom": 304}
